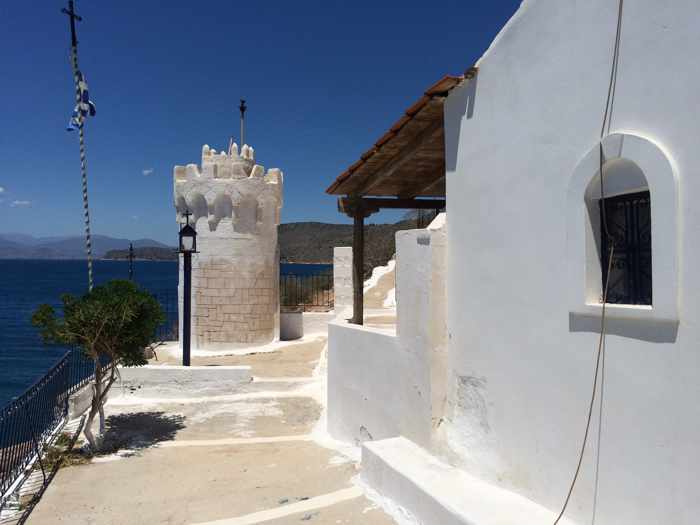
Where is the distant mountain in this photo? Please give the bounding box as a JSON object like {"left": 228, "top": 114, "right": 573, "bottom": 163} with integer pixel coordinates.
{"left": 104, "top": 246, "right": 177, "bottom": 261}
{"left": 0, "top": 238, "right": 25, "bottom": 258}
{"left": 279, "top": 220, "right": 419, "bottom": 273}
{"left": 1, "top": 219, "right": 426, "bottom": 272}
{"left": 0, "top": 233, "right": 171, "bottom": 259}
{"left": 0, "top": 233, "right": 74, "bottom": 246}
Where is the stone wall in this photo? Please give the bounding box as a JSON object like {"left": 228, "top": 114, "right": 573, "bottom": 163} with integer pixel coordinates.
{"left": 192, "top": 260, "right": 277, "bottom": 346}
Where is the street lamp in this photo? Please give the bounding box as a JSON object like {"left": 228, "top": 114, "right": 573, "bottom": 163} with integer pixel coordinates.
{"left": 128, "top": 242, "right": 134, "bottom": 281}
{"left": 178, "top": 210, "right": 197, "bottom": 366}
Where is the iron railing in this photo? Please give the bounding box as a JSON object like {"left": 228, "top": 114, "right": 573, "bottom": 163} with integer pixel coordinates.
{"left": 280, "top": 273, "right": 333, "bottom": 311}
{"left": 0, "top": 348, "right": 98, "bottom": 499}
{"left": 1, "top": 285, "right": 175, "bottom": 508}
{"left": 151, "top": 290, "right": 178, "bottom": 343}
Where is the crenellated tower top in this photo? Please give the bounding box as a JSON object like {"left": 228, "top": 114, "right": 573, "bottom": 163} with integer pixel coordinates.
{"left": 173, "top": 143, "right": 283, "bottom": 235}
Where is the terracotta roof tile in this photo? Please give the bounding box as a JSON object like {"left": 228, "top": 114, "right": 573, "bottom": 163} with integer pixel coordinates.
{"left": 390, "top": 115, "right": 412, "bottom": 133}
{"left": 326, "top": 69, "right": 475, "bottom": 195}
{"left": 375, "top": 130, "right": 395, "bottom": 148}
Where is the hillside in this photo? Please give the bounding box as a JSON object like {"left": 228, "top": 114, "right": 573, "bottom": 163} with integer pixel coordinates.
{"left": 0, "top": 234, "right": 170, "bottom": 259}
{"left": 104, "top": 246, "right": 177, "bottom": 261}
{"left": 4, "top": 219, "right": 425, "bottom": 273}
{"left": 279, "top": 220, "right": 417, "bottom": 272}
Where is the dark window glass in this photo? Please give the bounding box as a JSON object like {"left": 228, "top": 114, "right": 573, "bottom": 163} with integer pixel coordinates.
{"left": 599, "top": 191, "right": 652, "bottom": 305}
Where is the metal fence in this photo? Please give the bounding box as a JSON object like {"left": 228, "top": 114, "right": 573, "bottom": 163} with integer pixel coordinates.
{"left": 280, "top": 273, "right": 333, "bottom": 311}
{"left": 0, "top": 349, "right": 96, "bottom": 499}
{"left": 151, "top": 290, "right": 178, "bottom": 343}
{"left": 147, "top": 275, "right": 335, "bottom": 335}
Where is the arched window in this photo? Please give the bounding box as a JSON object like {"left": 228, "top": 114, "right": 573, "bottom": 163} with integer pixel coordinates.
{"left": 587, "top": 158, "right": 651, "bottom": 305}
{"left": 567, "top": 133, "right": 679, "bottom": 327}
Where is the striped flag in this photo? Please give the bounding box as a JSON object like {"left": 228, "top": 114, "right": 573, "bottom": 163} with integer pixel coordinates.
{"left": 67, "top": 70, "right": 96, "bottom": 131}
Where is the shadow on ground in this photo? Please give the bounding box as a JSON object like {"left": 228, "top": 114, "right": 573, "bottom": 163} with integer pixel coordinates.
{"left": 99, "top": 411, "right": 186, "bottom": 454}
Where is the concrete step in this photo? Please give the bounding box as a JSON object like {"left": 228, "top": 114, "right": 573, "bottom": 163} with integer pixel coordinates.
{"left": 361, "top": 437, "right": 574, "bottom": 525}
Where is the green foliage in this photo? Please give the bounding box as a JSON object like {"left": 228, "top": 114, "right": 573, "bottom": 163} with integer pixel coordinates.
{"left": 279, "top": 220, "right": 422, "bottom": 276}
{"left": 32, "top": 280, "right": 164, "bottom": 368}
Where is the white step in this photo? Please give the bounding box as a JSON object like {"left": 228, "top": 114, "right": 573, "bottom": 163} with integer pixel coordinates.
{"left": 361, "top": 437, "right": 574, "bottom": 525}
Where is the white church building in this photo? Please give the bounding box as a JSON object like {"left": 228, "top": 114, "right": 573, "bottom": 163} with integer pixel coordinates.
{"left": 325, "top": 1, "right": 699, "bottom": 523}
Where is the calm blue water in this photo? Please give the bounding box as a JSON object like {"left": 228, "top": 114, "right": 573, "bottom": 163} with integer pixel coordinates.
{"left": 0, "top": 259, "right": 329, "bottom": 407}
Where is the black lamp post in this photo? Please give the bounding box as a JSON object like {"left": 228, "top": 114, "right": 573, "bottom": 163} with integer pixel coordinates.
{"left": 128, "top": 242, "right": 134, "bottom": 281}
{"left": 178, "top": 210, "right": 197, "bottom": 367}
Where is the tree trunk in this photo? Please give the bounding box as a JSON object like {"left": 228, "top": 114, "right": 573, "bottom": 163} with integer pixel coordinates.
{"left": 98, "top": 402, "right": 106, "bottom": 435}
{"left": 83, "top": 359, "right": 102, "bottom": 451}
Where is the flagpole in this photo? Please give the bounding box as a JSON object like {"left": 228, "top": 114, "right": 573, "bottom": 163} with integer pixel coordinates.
{"left": 62, "top": 0, "right": 94, "bottom": 292}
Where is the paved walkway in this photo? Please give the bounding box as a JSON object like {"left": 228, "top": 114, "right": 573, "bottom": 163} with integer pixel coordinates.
{"left": 26, "top": 332, "right": 397, "bottom": 525}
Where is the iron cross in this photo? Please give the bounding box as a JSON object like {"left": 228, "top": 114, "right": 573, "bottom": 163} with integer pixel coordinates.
{"left": 61, "top": 0, "right": 82, "bottom": 47}
{"left": 239, "top": 99, "right": 247, "bottom": 147}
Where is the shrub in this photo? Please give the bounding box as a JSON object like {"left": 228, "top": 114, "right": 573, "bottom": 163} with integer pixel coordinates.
{"left": 32, "top": 280, "right": 163, "bottom": 450}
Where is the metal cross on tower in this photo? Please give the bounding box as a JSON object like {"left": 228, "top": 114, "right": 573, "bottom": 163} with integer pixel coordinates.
{"left": 239, "top": 99, "right": 247, "bottom": 147}
{"left": 62, "top": 0, "right": 95, "bottom": 292}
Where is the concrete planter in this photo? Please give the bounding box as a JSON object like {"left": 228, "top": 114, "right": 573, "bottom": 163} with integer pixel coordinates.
{"left": 280, "top": 312, "right": 304, "bottom": 341}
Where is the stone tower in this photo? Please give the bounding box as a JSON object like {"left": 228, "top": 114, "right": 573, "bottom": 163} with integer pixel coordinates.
{"left": 174, "top": 143, "right": 283, "bottom": 350}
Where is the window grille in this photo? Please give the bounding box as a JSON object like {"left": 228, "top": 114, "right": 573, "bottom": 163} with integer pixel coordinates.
{"left": 599, "top": 191, "right": 652, "bottom": 305}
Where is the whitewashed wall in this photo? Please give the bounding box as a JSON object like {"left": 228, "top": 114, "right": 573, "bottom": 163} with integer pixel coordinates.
{"left": 174, "top": 144, "right": 283, "bottom": 350}
{"left": 327, "top": 322, "right": 430, "bottom": 446}
{"left": 333, "top": 247, "right": 353, "bottom": 318}
{"left": 444, "top": 1, "right": 700, "bottom": 523}
{"left": 328, "top": 223, "right": 448, "bottom": 449}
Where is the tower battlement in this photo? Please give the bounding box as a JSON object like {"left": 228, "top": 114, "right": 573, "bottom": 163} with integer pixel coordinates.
{"left": 173, "top": 143, "right": 282, "bottom": 235}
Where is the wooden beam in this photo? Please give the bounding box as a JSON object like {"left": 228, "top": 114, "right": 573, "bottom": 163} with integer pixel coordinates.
{"left": 340, "top": 194, "right": 445, "bottom": 326}
{"left": 355, "top": 106, "right": 445, "bottom": 195}
{"left": 338, "top": 196, "right": 445, "bottom": 215}
{"left": 406, "top": 173, "right": 446, "bottom": 198}
{"left": 351, "top": 210, "right": 364, "bottom": 325}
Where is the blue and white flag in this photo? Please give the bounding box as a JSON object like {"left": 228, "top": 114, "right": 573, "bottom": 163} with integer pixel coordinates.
{"left": 67, "top": 71, "right": 96, "bottom": 131}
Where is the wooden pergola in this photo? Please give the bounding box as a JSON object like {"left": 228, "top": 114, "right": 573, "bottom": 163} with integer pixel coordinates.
{"left": 326, "top": 68, "right": 477, "bottom": 324}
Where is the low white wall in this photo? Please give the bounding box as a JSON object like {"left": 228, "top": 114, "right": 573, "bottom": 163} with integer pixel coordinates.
{"left": 118, "top": 365, "right": 251, "bottom": 398}
{"left": 67, "top": 382, "right": 99, "bottom": 420}
{"left": 327, "top": 223, "right": 448, "bottom": 450}
{"left": 327, "top": 321, "right": 431, "bottom": 447}
{"left": 302, "top": 311, "right": 335, "bottom": 335}
{"left": 333, "top": 247, "right": 353, "bottom": 319}
{"left": 361, "top": 437, "right": 573, "bottom": 525}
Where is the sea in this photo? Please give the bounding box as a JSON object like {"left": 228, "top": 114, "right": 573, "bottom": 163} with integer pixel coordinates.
{"left": 0, "top": 259, "right": 330, "bottom": 408}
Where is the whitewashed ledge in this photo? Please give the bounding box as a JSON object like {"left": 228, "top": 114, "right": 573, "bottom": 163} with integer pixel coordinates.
{"left": 116, "top": 365, "right": 252, "bottom": 399}
{"left": 362, "top": 437, "right": 575, "bottom": 525}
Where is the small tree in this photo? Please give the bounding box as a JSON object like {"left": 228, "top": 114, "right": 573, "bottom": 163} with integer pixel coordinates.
{"left": 32, "top": 280, "right": 164, "bottom": 450}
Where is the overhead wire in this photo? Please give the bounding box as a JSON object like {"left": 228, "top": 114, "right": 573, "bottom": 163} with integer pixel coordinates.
{"left": 552, "top": 1, "right": 624, "bottom": 523}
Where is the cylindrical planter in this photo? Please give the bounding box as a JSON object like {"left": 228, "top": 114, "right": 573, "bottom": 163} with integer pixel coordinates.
{"left": 280, "top": 311, "right": 304, "bottom": 341}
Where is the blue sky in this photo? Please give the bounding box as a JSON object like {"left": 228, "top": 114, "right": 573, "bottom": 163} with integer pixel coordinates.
{"left": 0, "top": 1, "right": 520, "bottom": 244}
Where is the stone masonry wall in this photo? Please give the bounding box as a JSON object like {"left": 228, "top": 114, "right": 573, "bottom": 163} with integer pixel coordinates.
{"left": 192, "top": 260, "right": 277, "bottom": 345}
{"left": 175, "top": 142, "right": 282, "bottom": 350}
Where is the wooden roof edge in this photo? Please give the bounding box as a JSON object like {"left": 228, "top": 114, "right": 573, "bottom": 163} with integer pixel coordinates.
{"left": 326, "top": 67, "right": 478, "bottom": 195}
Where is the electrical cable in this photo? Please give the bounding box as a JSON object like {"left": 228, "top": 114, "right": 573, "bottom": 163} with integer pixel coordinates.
{"left": 552, "top": 1, "right": 624, "bottom": 523}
